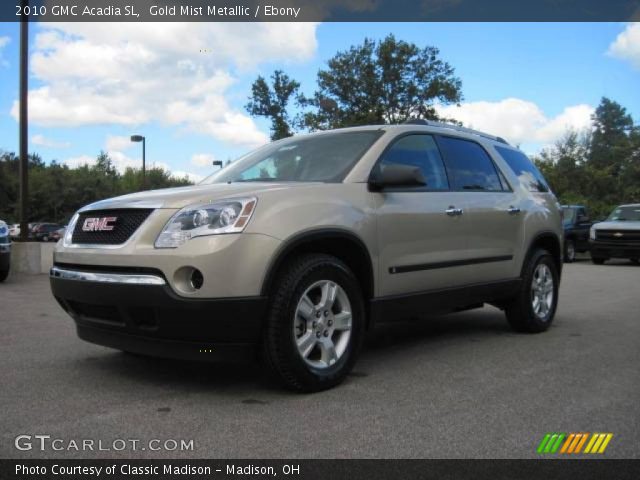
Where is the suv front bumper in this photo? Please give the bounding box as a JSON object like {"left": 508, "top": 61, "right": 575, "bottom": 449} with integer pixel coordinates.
{"left": 50, "top": 267, "right": 267, "bottom": 362}
{"left": 589, "top": 239, "right": 640, "bottom": 259}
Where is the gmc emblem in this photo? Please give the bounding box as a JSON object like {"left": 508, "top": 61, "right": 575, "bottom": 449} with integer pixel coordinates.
{"left": 82, "top": 217, "right": 117, "bottom": 232}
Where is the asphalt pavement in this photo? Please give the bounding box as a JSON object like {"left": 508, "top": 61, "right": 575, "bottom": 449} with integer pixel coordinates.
{"left": 1, "top": 258, "right": 638, "bottom": 459}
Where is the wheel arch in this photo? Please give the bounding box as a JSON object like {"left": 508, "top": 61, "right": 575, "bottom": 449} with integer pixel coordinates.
{"left": 261, "top": 228, "right": 375, "bottom": 312}
{"left": 525, "top": 231, "right": 563, "bottom": 277}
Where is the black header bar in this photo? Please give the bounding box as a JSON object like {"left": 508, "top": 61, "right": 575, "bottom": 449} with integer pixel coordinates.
{"left": 3, "top": 0, "right": 640, "bottom": 22}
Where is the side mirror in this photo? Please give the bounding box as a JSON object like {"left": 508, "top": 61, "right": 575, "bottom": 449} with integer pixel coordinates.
{"left": 369, "top": 164, "right": 426, "bottom": 191}
{"left": 212, "top": 160, "right": 223, "bottom": 168}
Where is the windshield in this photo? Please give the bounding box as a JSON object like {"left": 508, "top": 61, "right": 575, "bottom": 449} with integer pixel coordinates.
{"left": 562, "top": 207, "right": 576, "bottom": 225}
{"left": 607, "top": 206, "right": 640, "bottom": 222}
{"left": 201, "top": 130, "right": 382, "bottom": 184}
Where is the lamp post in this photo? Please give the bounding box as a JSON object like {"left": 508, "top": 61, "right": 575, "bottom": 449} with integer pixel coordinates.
{"left": 130, "top": 135, "right": 145, "bottom": 190}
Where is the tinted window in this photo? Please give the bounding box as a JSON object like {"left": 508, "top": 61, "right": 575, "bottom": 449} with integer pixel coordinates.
{"left": 379, "top": 135, "right": 449, "bottom": 190}
{"left": 437, "top": 136, "right": 504, "bottom": 191}
{"left": 495, "top": 146, "right": 549, "bottom": 193}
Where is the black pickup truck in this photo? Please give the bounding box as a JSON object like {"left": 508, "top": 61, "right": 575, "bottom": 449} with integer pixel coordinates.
{"left": 562, "top": 205, "right": 592, "bottom": 262}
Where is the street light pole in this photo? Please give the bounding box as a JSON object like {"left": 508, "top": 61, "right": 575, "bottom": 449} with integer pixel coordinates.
{"left": 18, "top": 4, "right": 29, "bottom": 241}
{"left": 130, "top": 135, "right": 146, "bottom": 190}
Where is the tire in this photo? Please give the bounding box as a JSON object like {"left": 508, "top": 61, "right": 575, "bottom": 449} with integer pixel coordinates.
{"left": 591, "top": 256, "right": 606, "bottom": 265}
{"left": 262, "top": 253, "right": 365, "bottom": 392}
{"left": 631, "top": 258, "right": 639, "bottom": 265}
{"left": 563, "top": 239, "right": 576, "bottom": 263}
{"left": 0, "top": 268, "right": 8, "bottom": 283}
{"left": 505, "top": 249, "right": 559, "bottom": 333}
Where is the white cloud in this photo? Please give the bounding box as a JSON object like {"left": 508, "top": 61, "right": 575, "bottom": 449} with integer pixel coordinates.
{"left": 608, "top": 23, "right": 640, "bottom": 70}
{"left": 0, "top": 35, "right": 10, "bottom": 68}
{"left": 435, "top": 98, "right": 594, "bottom": 146}
{"left": 105, "top": 135, "right": 135, "bottom": 152}
{"left": 12, "top": 22, "right": 318, "bottom": 148}
{"left": 63, "top": 155, "right": 96, "bottom": 169}
{"left": 191, "top": 153, "right": 215, "bottom": 167}
{"left": 171, "top": 170, "right": 204, "bottom": 183}
{"left": 31, "top": 134, "right": 71, "bottom": 148}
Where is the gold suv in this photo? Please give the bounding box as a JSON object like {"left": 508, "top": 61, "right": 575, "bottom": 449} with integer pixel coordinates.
{"left": 51, "top": 121, "right": 563, "bottom": 392}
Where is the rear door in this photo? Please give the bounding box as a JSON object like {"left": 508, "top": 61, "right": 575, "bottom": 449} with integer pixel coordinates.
{"left": 373, "top": 133, "right": 472, "bottom": 296}
{"left": 436, "top": 135, "right": 524, "bottom": 284}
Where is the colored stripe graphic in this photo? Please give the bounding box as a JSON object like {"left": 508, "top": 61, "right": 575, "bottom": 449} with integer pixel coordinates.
{"left": 537, "top": 434, "right": 551, "bottom": 454}
{"left": 539, "top": 433, "right": 613, "bottom": 454}
{"left": 584, "top": 433, "right": 613, "bottom": 454}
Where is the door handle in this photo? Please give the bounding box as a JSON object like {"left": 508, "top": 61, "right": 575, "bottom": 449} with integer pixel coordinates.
{"left": 445, "top": 206, "right": 463, "bottom": 216}
{"left": 507, "top": 206, "right": 521, "bottom": 215}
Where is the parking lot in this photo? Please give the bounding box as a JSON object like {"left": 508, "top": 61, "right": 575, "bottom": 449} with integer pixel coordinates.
{"left": 1, "top": 259, "right": 639, "bottom": 459}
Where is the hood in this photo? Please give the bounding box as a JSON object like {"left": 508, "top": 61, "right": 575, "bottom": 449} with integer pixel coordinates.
{"left": 79, "top": 182, "right": 319, "bottom": 211}
{"left": 593, "top": 220, "right": 640, "bottom": 231}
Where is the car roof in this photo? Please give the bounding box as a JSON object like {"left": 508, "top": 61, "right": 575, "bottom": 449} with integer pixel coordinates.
{"left": 297, "top": 121, "right": 512, "bottom": 149}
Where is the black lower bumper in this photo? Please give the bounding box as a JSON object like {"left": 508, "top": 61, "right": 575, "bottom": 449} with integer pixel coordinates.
{"left": 589, "top": 240, "right": 640, "bottom": 259}
{"left": 50, "top": 275, "right": 268, "bottom": 362}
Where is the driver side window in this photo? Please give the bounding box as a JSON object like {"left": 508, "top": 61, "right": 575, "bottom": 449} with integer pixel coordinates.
{"left": 379, "top": 134, "right": 449, "bottom": 191}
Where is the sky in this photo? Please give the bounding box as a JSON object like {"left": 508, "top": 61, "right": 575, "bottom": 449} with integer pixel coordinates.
{"left": 0, "top": 22, "right": 638, "bottom": 182}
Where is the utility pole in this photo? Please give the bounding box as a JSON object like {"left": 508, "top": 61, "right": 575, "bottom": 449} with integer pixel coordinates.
{"left": 19, "top": 4, "right": 29, "bottom": 241}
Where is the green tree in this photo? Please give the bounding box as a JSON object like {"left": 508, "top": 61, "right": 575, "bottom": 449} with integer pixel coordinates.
{"left": 302, "top": 34, "right": 462, "bottom": 130}
{"left": 0, "top": 151, "right": 194, "bottom": 225}
{"left": 245, "top": 70, "right": 301, "bottom": 140}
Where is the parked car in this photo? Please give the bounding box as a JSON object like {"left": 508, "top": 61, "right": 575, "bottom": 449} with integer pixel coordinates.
{"left": 51, "top": 227, "right": 66, "bottom": 242}
{"left": 561, "top": 205, "right": 592, "bottom": 262}
{"left": 50, "top": 121, "right": 563, "bottom": 392}
{"left": 8, "top": 224, "right": 20, "bottom": 238}
{"left": 32, "top": 223, "right": 63, "bottom": 242}
{"left": 589, "top": 204, "right": 640, "bottom": 265}
{"left": 0, "top": 220, "right": 10, "bottom": 282}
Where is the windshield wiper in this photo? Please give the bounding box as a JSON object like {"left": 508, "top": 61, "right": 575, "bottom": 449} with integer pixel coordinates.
{"left": 231, "top": 178, "right": 282, "bottom": 183}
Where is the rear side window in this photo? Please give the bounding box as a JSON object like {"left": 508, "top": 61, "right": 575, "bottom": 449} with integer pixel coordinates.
{"left": 379, "top": 134, "right": 449, "bottom": 190}
{"left": 437, "top": 136, "right": 504, "bottom": 191}
{"left": 495, "top": 146, "right": 549, "bottom": 193}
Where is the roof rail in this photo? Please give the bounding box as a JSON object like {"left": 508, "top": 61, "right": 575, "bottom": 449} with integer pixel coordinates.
{"left": 403, "top": 119, "right": 509, "bottom": 145}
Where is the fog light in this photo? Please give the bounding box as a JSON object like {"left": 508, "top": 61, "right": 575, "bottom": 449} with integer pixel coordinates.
{"left": 190, "top": 269, "right": 204, "bottom": 290}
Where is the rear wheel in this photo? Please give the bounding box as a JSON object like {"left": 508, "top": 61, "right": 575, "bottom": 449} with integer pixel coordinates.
{"left": 564, "top": 239, "right": 576, "bottom": 263}
{"left": 262, "top": 254, "right": 365, "bottom": 392}
{"left": 505, "top": 249, "right": 559, "bottom": 333}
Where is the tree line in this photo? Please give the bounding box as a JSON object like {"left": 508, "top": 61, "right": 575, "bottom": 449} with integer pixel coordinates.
{"left": 0, "top": 152, "right": 191, "bottom": 225}
{"left": 533, "top": 98, "right": 640, "bottom": 219}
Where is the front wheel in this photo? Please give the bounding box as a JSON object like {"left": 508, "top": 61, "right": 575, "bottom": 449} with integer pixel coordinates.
{"left": 564, "top": 239, "right": 576, "bottom": 263}
{"left": 262, "top": 254, "right": 365, "bottom": 392}
{"left": 505, "top": 249, "right": 559, "bottom": 333}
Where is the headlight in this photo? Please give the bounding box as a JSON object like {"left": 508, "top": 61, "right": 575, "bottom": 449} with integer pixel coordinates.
{"left": 589, "top": 226, "right": 596, "bottom": 240}
{"left": 155, "top": 197, "right": 257, "bottom": 248}
{"left": 63, "top": 213, "right": 79, "bottom": 247}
